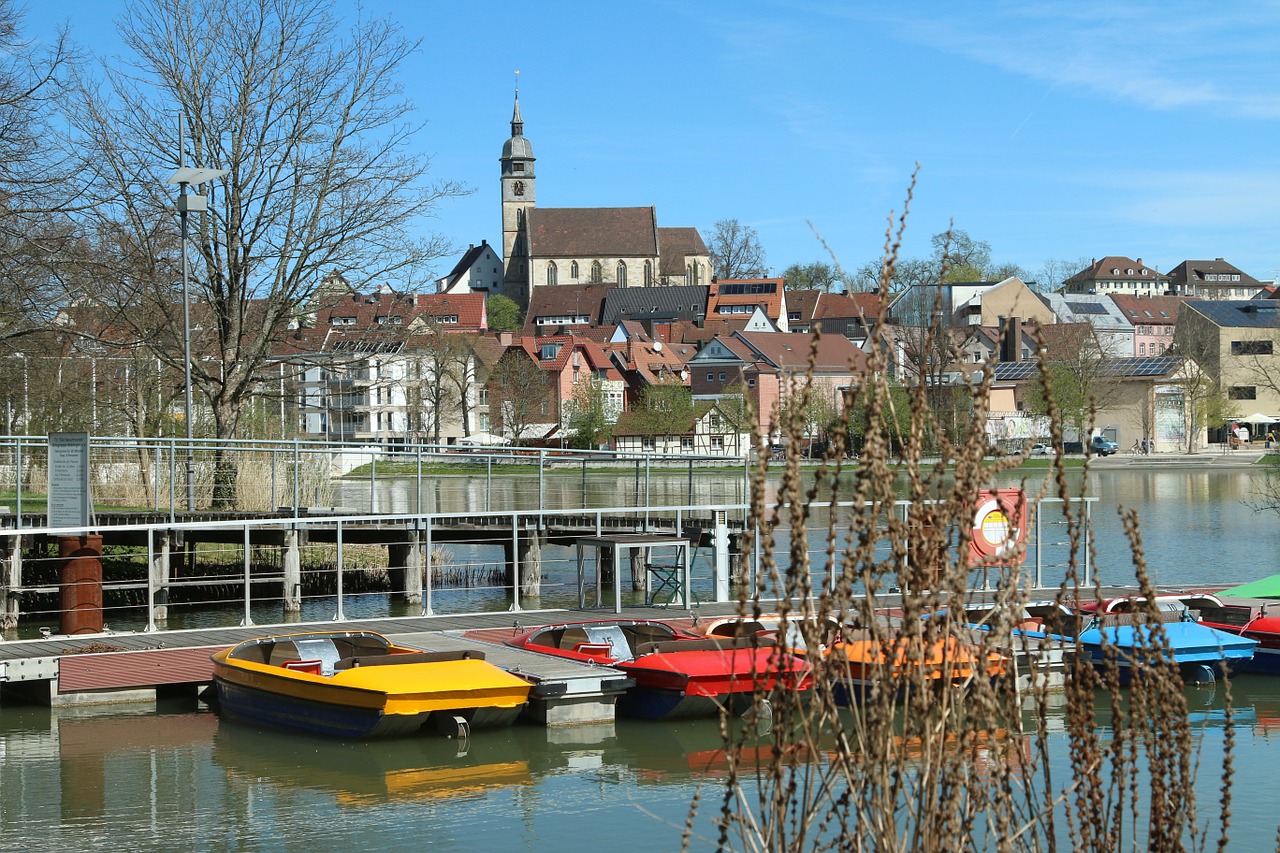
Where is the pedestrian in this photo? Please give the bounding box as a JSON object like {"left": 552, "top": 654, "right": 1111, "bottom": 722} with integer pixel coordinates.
{"left": 1143, "top": 438, "right": 1150, "bottom": 455}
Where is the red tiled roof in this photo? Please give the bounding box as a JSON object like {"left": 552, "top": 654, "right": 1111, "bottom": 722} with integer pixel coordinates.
{"left": 1108, "top": 294, "right": 1189, "bottom": 325}
{"left": 736, "top": 331, "right": 867, "bottom": 373}
{"left": 527, "top": 207, "right": 658, "bottom": 258}
{"left": 1064, "top": 256, "right": 1168, "bottom": 285}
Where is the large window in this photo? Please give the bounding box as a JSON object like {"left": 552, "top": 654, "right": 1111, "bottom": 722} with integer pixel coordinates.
{"left": 1232, "top": 340, "right": 1274, "bottom": 356}
{"left": 571, "top": 261, "right": 579, "bottom": 278}
{"left": 546, "top": 262, "right": 557, "bottom": 286}
{"left": 590, "top": 261, "right": 603, "bottom": 283}
{"left": 617, "top": 262, "right": 627, "bottom": 288}
{"left": 644, "top": 260, "right": 652, "bottom": 286}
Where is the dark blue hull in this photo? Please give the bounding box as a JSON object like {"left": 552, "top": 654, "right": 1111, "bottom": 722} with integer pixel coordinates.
{"left": 213, "top": 677, "right": 427, "bottom": 738}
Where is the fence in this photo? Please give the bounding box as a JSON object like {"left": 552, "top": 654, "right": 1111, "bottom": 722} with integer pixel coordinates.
{"left": 0, "top": 434, "right": 752, "bottom": 520}
{"left": 0, "top": 497, "right": 1095, "bottom": 640}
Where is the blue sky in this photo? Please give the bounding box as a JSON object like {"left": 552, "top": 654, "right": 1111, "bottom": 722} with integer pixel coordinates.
{"left": 23, "top": 1, "right": 1280, "bottom": 285}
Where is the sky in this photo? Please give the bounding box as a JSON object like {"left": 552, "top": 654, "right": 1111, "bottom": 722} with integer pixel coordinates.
{"left": 21, "top": 0, "right": 1280, "bottom": 286}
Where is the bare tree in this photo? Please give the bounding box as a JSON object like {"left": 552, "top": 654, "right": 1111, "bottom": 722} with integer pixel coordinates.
{"left": 707, "top": 219, "right": 767, "bottom": 279}
{"left": 62, "top": 0, "right": 466, "bottom": 504}
{"left": 488, "top": 350, "right": 551, "bottom": 444}
{"left": 0, "top": 1, "right": 76, "bottom": 345}
{"left": 782, "top": 261, "right": 839, "bottom": 292}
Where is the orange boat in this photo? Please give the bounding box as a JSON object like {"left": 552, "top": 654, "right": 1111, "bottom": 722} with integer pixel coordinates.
{"left": 829, "top": 630, "right": 1006, "bottom": 702}
{"left": 692, "top": 614, "right": 1004, "bottom": 704}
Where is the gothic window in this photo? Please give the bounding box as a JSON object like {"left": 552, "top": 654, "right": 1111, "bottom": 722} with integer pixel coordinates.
{"left": 617, "top": 262, "right": 627, "bottom": 287}
{"left": 686, "top": 264, "right": 693, "bottom": 285}
{"left": 692, "top": 263, "right": 701, "bottom": 285}
{"left": 547, "top": 262, "right": 557, "bottom": 286}
{"left": 590, "top": 261, "right": 603, "bottom": 283}
{"left": 644, "top": 260, "right": 653, "bottom": 286}
{"left": 571, "top": 261, "right": 579, "bottom": 279}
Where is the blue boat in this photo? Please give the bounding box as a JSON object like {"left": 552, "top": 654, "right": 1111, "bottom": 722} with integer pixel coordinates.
{"left": 1077, "top": 618, "right": 1257, "bottom": 684}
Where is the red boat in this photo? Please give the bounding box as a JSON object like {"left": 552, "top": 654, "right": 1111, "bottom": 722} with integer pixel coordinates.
{"left": 506, "top": 619, "right": 811, "bottom": 719}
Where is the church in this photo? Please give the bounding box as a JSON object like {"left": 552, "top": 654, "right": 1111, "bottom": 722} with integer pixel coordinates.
{"left": 498, "top": 93, "right": 713, "bottom": 309}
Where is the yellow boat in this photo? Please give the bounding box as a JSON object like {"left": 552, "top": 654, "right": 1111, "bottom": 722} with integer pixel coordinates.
{"left": 210, "top": 631, "right": 532, "bottom": 738}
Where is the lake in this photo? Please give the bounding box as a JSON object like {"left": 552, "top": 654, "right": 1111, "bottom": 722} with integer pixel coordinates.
{"left": 3, "top": 465, "right": 1280, "bottom": 849}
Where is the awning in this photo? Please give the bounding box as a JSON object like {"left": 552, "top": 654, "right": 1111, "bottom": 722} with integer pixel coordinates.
{"left": 456, "top": 432, "right": 511, "bottom": 446}
{"left": 1220, "top": 574, "right": 1280, "bottom": 599}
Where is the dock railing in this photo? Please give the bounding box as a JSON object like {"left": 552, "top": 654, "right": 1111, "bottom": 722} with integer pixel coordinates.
{"left": 0, "top": 496, "right": 1095, "bottom": 639}
{"left": 0, "top": 434, "right": 751, "bottom": 520}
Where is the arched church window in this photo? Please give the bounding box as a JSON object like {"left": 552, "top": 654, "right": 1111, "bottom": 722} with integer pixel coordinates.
{"left": 617, "top": 262, "right": 627, "bottom": 288}
{"left": 571, "top": 261, "right": 579, "bottom": 279}
{"left": 547, "top": 262, "right": 557, "bottom": 286}
{"left": 693, "top": 263, "right": 701, "bottom": 285}
{"left": 686, "top": 264, "right": 693, "bottom": 285}
{"left": 644, "top": 260, "right": 653, "bottom": 286}
{"left": 591, "top": 261, "right": 603, "bottom": 283}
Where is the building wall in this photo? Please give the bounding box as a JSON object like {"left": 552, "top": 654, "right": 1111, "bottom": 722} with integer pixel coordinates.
{"left": 530, "top": 256, "right": 656, "bottom": 289}
{"left": 976, "top": 279, "right": 1055, "bottom": 327}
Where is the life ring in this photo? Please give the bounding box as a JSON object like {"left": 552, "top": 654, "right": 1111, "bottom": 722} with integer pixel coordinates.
{"left": 970, "top": 490, "right": 1026, "bottom": 562}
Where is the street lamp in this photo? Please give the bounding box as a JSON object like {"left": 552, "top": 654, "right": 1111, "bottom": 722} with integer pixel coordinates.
{"left": 167, "top": 116, "right": 228, "bottom": 511}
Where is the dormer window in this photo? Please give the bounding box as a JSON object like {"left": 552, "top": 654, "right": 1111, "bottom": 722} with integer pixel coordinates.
{"left": 1126, "top": 268, "right": 1134, "bottom": 275}
{"left": 1111, "top": 268, "right": 1119, "bottom": 275}
{"left": 539, "top": 343, "right": 561, "bottom": 361}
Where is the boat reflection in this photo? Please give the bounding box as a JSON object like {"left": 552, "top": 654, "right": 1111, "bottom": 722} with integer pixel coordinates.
{"left": 212, "top": 724, "right": 535, "bottom": 805}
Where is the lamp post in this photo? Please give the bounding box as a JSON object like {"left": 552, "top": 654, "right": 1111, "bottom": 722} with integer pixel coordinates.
{"left": 167, "top": 115, "right": 228, "bottom": 511}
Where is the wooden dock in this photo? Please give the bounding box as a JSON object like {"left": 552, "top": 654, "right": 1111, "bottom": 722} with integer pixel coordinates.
{"left": 0, "top": 602, "right": 747, "bottom": 725}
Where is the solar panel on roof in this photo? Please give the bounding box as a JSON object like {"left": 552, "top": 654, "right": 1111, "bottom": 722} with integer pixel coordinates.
{"left": 1066, "top": 302, "right": 1108, "bottom": 314}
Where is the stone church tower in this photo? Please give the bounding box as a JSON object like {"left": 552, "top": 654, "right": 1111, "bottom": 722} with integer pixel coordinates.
{"left": 500, "top": 92, "right": 535, "bottom": 306}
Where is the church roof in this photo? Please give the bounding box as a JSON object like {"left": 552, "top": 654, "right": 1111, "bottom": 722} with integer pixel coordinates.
{"left": 526, "top": 207, "right": 659, "bottom": 258}
{"left": 657, "top": 227, "right": 709, "bottom": 277}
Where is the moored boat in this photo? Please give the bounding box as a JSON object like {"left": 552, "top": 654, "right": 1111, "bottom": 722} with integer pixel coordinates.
{"left": 694, "top": 612, "right": 1005, "bottom": 703}
{"left": 506, "top": 619, "right": 810, "bottom": 720}
{"left": 211, "top": 631, "right": 532, "bottom": 738}
{"left": 1075, "top": 603, "right": 1257, "bottom": 684}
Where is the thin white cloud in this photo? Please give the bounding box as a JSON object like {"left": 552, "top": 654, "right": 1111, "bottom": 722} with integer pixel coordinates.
{"left": 851, "top": 2, "right": 1280, "bottom": 120}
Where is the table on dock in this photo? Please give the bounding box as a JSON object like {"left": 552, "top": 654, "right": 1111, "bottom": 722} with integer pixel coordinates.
{"left": 574, "top": 533, "right": 690, "bottom": 613}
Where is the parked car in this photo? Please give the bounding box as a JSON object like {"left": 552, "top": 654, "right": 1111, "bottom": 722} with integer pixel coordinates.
{"left": 1090, "top": 435, "right": 1119, "bottom": 456}
{"left": 1030, "top": 443, "right": 1054, "bottom": 456}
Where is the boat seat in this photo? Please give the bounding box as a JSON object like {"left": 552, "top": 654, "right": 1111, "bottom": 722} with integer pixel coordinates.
{"left": 582, "top": 626, "right": 635, "bottom": 662}
{"left": 635, "top": 635, "right": 776, "bottom": 657}
{"left": 281, "top": 659, "right": 322, "bottom": 674}
{"left": 293, "top": 638, "right": 343, "bottom": 676}
{"left": 333, "top": 650, "right": 487, "bottom": 670}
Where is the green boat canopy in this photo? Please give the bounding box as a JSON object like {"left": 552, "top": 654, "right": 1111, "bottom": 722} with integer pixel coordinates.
{"left": 1220, "top": 574, "right": 1280, "bottom": 599}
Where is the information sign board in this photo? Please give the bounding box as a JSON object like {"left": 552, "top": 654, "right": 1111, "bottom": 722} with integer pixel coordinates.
{"left": 48, "top": 432, "right": 91, "bottom": 529}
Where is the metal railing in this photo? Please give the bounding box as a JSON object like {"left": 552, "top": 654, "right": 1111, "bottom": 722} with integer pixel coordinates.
{"left": 0, "top": 434, "right": 752, "bottom": 522}
{"left": 0, "top": 496, "right": 1096, "bottom": 639}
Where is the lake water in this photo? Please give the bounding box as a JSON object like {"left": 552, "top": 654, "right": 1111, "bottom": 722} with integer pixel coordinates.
{"left": 4, "top": 466, "right": 1280, "bottom": 849}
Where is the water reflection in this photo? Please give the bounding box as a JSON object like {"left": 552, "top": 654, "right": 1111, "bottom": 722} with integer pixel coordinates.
{"left": 7, "top": 678, "right": 1280, "bottom": 851}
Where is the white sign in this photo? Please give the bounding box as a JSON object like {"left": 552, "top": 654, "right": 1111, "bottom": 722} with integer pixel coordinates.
{"left": 48, "top": 433, "right": 91, "bottom": 529}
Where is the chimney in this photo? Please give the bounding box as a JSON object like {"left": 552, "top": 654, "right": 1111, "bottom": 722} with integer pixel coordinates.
{"left": 1000, "top": 316, "right": 1019, "bottom": 362}
{"left": 498, "top": 331, "right": 513, "bottom": 347}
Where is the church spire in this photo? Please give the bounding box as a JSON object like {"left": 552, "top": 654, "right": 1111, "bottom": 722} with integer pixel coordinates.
{"left": 511, "top": 72, "right": 523, "bottom": 137}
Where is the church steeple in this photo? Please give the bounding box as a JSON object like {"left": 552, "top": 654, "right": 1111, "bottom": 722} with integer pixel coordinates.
{"left": 501, "top": 86, "right": 535, "bottom": 306}
{"left": 511, "top": 91, "right": 524, "bottom": 138}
